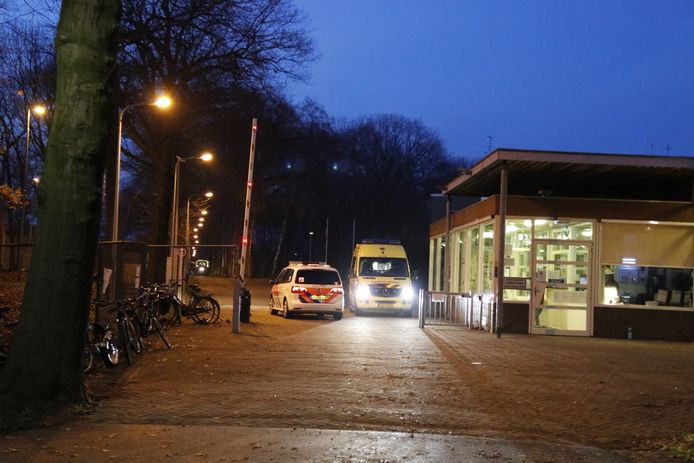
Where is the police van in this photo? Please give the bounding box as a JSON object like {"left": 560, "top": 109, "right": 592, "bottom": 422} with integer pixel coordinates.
{"left": 348, "top": 240, "right": 414, "bottom": 316}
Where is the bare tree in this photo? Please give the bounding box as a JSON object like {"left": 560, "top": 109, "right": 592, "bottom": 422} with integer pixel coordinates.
{"left": 0, "top": 0, "right": 120, "bottom": 419}
{"left": 111, "top": 0, "right": 314, "bottom": 280}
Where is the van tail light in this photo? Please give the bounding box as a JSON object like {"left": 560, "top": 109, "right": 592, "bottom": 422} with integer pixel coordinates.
{"left": 291, "top": 285, "right": 307, "bottom": 293}
{"left": 330, "top": 287, "right": 344, "bottom": 294}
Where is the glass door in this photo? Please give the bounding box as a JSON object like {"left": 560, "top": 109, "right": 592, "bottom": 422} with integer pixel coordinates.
{"left": 531, "top": 239, "right": 591, "bottom": 336}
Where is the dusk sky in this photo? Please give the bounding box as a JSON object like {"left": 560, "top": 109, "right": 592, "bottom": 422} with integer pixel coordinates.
{"left": 290, "top": 0, "right": 694, "bottom": 160}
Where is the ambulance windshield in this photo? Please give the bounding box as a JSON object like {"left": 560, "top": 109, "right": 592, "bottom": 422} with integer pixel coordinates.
{"left": 359, "top": 258, "right": 409, "bottom": 277}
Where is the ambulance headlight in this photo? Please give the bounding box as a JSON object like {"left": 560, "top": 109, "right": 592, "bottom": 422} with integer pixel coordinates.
{"left": 356, "top": 284, "right": 370, "bottom": 299}
{"left": 401, "top": 286, "right": 414, "bottom": 300}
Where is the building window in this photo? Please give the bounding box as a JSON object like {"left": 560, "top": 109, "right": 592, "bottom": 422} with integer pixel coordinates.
{"left": 469, "top": 227, "right": 480, "bottom": 294}
{"left": 600, "top": 222, "right": 694, "bottom": 309}
{"left": 450, "top": 229, "right": 466, "bottom": 293}
{"left": 533, "top": 219, "right": 593, "bottom": 240}
{"left": 481, "top": 223, "right": 494, "bottom": 299}
{"left": 600, "top": 265, "right": 693, "bottom": 308}
{"left": 429, "top": 235, "right": 446, "bottom": 291}
{"left": 504, "top": 219, "right": 531, "bottom": 301}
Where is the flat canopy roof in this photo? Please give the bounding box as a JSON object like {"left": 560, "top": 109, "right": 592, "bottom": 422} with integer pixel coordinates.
{"left": 443, "top": 149, "right": 694, "bottom": 201}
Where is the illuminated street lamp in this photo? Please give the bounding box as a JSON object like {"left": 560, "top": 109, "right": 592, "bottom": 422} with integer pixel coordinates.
{"left": 113, "top": 95, "right": 171, "bottom": 241}
{"left": 170, "top": 153, "right": 213, "bottom": 282}
{"left": 185, "top": 191, "right": 213, "bottom": 247}
{"left": 20, "top": 104, "right": 46, "bottom": 242}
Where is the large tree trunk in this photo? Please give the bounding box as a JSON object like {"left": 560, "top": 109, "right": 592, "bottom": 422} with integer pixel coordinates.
{"left": 0, "top": 0, "right": 120, "bottom": 408}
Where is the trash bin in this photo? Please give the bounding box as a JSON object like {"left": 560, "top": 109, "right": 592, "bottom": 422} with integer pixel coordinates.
{"left": 240, "top": 288, "right": 251, "bottom": 323}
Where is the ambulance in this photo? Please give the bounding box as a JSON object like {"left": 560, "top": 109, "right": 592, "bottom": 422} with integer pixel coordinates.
{"left": 348, "top": 240, "right": 414, "bottom": 316}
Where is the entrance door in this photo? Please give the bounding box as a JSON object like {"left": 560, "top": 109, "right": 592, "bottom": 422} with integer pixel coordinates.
{"left": 531, "top": 239, "right": 591, "bottom": 336}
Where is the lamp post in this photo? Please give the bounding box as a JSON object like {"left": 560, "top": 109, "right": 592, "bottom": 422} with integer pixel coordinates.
{"left": 170, "top": 152, "right": 213, "bottom": 281}
{"left": 185, "top": 191, "right": 213, "bottom": 246}
{"left": 113, "top": 95, "right": 171, "bottom": 241}
{"left": 309, "top": 231, "right": 314, "bottom": 261}
{"left": 20, "top": 104, "right": 46, "bottom": 243}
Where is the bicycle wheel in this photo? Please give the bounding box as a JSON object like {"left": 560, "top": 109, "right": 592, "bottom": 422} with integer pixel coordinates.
{"left": 191, "top": 296, "right": 217, "bottom": 324}
{"left": 209, "top": 297, "right": 221, "bottom": 323}
{"left": 156, "top": 297, "right": 177, "bottom": 324}
{"left": 137, "top": 304, "right": 155, "bottom": 337}
{"left": 126, "top": 317, "right": 143, "bottom": 354}
{"left": 118, "top": 319, "right": 133, "bottom": 366}
{"left": 150, "top": 316, "right": 172, "bottom": 349}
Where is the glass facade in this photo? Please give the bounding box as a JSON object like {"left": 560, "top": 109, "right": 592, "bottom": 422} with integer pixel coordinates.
{"left": 429, "top": 217, "right": 692, "bottom": 331}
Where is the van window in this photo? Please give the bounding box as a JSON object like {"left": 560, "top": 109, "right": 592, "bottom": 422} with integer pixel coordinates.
{"left": 296, "top": 269, "right": 341, "bottom": 285}
{"left": 280, "top": 269, "right": 294, "bottom": 283}
{"left": 359, "top": 258, "right": 409, "bottom": 277}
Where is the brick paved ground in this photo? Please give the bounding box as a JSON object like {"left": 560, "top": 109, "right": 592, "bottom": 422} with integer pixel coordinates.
{"left": 83, "top": 279, "right": 693, "bottom": 447}
{"left": 1, "top": 277, "right": 692, "bottom": 461}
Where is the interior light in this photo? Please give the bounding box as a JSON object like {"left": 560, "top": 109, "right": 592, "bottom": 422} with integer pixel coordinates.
{"left": 648, "top": 220, "right": 659, "bottom": 225}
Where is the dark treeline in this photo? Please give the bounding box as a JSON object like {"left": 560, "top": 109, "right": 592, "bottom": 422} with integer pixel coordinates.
{"left": 0, "top": 0, "right": 463, "bottom": 281}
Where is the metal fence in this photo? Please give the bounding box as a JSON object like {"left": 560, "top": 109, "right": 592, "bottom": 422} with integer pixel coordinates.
{"left": 418, "top": 290, "right": 496, "bottom": 332}
{"left": 0, "top": 244, "right": 32, "bottom": 272}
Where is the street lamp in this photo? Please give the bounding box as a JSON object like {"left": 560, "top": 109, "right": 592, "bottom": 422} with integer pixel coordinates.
{"left": 185, "top": 191, "right": 213, "bottom": 246}
{"left": 170, "top": 152, "right": 213, "bottom": 281}
{"left": 113, "top": 95, "right": 171, "bottom": 241}
{"left": 20, "top": 104, "right": 46, "bottom": 242}
{"left": 309, "top": 231, "right": 314, "bottom": 261}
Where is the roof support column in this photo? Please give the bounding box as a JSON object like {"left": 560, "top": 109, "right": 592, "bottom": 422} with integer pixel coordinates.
{"left": 495, "top": 162, "right": 508, "bottom": 338}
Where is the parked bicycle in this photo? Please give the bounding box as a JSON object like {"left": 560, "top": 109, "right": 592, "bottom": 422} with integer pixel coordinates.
{"left": 133, "top": 284, "right": 173, "bottom": 349}
{"left": 168, "top": 280, "right": 221, "bottom": 325}
{"left": 83, "top": 304, "right": 119, "bottom": 373}
{"left": 101, "top": 299, "right": 144, "bottom": 366}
